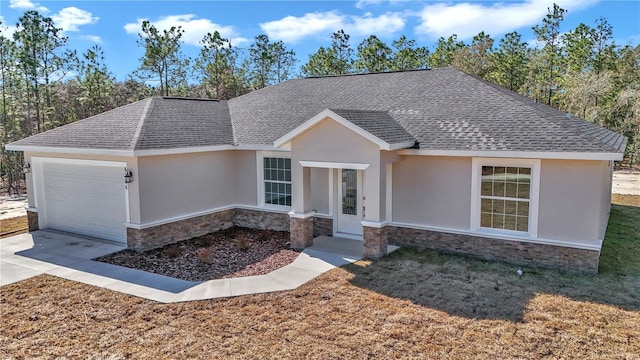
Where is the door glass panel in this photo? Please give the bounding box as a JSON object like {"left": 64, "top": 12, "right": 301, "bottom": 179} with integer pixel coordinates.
{"left": 342, "top": 169, "right": 357, "bottom": 215}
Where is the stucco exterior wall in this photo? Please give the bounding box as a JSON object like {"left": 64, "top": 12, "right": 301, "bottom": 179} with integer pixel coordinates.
{"left": 392, "top": 156, "right": 472, "bottom": 230}
{"left": 538, "top": 159, "right": 611, "bottom": 244}
{"left": 290, "top": 118, "right": 382, "bottom": 220}
{"left": 232, "top": 150, "right": 258, "bottom": 207}
{"left": 24, "top": 151, "right": 141, "bottom": 223}
{"left": 310, "top": 167, "right": 330, "bottom": 214}
{"left": 137, "top": 151, "right": 236, "bottom": 223}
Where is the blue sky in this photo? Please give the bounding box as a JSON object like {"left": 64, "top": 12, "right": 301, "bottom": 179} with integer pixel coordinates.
{"left": 1, "top": 0, "right": 639, "bottom": 81}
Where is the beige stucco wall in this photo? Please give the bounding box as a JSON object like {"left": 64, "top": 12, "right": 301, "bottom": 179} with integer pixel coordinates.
{"left": 392, "top": 156, "right": 472, "bottom": 229}
{"left": 310, "top": 167, "right": 330, "bottom": 214}
{"left": 24, "top": 151, "right": 141, "bottom": 223}
{"left": 232, "top": 150, "right": 258, "bottom": 207}
{"left": 137, "top": 151, "right": 236, "bottom": 223}
{"left": 538, "top": 159, "right": 611, "bottom": 244}
{"left": 290, "top": 118, "right": 383, "bottom": 221}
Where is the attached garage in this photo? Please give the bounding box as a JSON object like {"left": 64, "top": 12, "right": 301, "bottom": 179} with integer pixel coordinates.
{"left": 32, "top": 158, "right": 128, "bottom": 243}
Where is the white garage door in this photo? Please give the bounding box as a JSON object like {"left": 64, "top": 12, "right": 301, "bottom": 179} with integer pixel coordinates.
{"left": 40, "top": 161, "right": 127, "bottom": 242}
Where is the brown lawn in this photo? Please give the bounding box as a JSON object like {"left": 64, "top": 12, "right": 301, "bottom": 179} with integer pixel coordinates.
{"left": 1, "top": 196, "right": 639, "bottom": 359}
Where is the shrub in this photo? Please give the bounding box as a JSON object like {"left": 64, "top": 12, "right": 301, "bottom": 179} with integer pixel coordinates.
{"left": 196, "top": 248, "right": 213, "bottom": 264}
{"left": 164, "top": 245, "right": 181, "bottom": 258}
{"left": 236, "top": 237, "right": 250, "bottom": 251}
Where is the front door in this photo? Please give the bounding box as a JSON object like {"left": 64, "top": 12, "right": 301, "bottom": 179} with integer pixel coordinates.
{"left": 337, "top": 169, "right": 363, "bottom": 236}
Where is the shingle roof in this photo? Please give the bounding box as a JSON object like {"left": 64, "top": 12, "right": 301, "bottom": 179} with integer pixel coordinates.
{"left": 8, "top": 97, "right": 233, "bottom": 151}
{"left": 329, "top": 109, "right": 416, "bottom": 145}
{"left": 7, "top": 68, "right": 626, "bottom": 155}
{"left": 229, "top": 68, "right": 626, "bottom": 153}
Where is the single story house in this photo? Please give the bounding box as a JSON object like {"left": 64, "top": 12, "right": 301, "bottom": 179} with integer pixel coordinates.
{"left": 7, "top": 68, "right": 627, "bottom": 273}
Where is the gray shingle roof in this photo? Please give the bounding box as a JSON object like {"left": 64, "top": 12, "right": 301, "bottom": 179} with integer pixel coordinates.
{"left": 7, "top": 68, "right": 626, "bottom": 154}
{"left": 229, "top": 68, "right": 626, "bottom": 153}
{"left": 8, "top": 97, "right": 233, "bottom": 151}
{"left": 329, "top": 109, "right": 416, "bottom": 145}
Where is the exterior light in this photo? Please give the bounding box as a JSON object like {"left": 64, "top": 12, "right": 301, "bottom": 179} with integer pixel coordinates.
{"left": 23, "top": 161, "right": 31, "bottom": 173}
{"left": 124, "top": 168, "right": 133, "bottom": 183}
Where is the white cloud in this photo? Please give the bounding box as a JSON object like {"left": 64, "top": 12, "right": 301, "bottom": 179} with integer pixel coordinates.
{"left": 79, "top": 35, "right": 102, "bottom": 44}
{"left": 260, "top": 11, "right": 345, "bottom": 43}
{"left": 260, "top": 11, "right": 405, "bottom": 43}
{"left": 352, "top": 12, "right": 405, "bottom": 37}
{"left": 415, "top": 0, "right": 599, "bottom": 40}
{"left": 123, "top": 14, "right": 248, "bottom": 47}
{"left": 9, "top": 0, "right": 48, "bottom": 12}
{"left": 51, "top": 7, "right": 99, "bottom": 32}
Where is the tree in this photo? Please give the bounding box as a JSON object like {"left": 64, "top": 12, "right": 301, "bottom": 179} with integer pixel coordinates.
{"left": 429, "top": 35, "right": 465, "bottom": 68}
{"left": 13, "top": 11, "right": 75, "bottom": 133}
{"left": 389, "top": 35, "right": 429, "bottom": 71}
{"left": 531, "top": 3, "right": 567, "bottom": 105}
{"left": 489, "top": 32, "right": 529, "bottom": 91}
{"left": 452, "top": 31, "right": 494, "bottom": 78}
{"left": 196, "top": 31, "right": 245, "bottom": 99}
{"left": 563, "top": 23, "right": 595, "bottom": 73}
{"left": 135, "top": 20, "right": 189, "bottom": 96}
{"left": 77, "top": 45, "right": 114, "bottom": 118}
{"left": 354, "top": 35, "right": 392, "bottom": 73}
{"left": 245, "top": 34, "right": 296, "bottom": 89}
{"left": 301, "top": 30, "right": 353, "bottom": 76}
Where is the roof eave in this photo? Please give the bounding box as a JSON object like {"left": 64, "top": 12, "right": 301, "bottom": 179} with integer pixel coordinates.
{"left": 399, "top": 149, "right": 624, "bottom": 161}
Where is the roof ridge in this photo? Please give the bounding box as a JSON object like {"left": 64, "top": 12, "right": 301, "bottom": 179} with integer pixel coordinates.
{"left": 305, "top": 68, "right": 433, "bottom": 79}
{"left": 130, "top": 98, "right": 154, "bottom": 150}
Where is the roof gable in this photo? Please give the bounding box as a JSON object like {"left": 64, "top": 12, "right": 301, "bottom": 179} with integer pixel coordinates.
{"left": 274, "top": 109, "right": 416, "bottom": 151}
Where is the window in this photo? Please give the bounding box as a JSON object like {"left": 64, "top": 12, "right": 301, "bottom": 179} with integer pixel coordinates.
{"left": 480, "top": 166, "right": 530, "bottom": 232}
{"left": 263, "top": 156, "right": 291, "bottom": 207}
{"left": 471, "top": 158, "right": 540, "bottom": 237}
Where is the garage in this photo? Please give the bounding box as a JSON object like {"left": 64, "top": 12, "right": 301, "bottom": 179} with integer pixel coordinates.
{"left": 34, "top": 158, "right": 128, "bottom": 243}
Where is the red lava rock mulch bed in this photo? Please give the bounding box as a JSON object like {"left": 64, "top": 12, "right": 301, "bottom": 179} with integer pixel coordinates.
{"left": 95, "top": 227, "right": 300, "bottom": 282}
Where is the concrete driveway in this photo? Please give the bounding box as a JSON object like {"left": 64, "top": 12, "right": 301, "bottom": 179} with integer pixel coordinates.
{"left": 0, "top": 230, "right": 377, "bottom": 302}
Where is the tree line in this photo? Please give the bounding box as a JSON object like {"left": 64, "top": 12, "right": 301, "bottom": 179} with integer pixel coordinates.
{"left": 1, "top": 4, "right": 639, "bottom": 194}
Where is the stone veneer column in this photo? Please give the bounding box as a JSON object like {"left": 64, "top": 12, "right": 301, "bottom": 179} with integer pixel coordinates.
{"left": 290, "top": 216, "right": 314, "bottom": 249}
{"left": 363, "top": 225, "right": 388, "bottom": 259}
{"left": 26, "top": 209, "right": 39, "bottom": 231}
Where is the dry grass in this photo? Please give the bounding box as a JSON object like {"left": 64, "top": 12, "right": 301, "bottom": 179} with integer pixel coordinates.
{"left": 1, "top": 197, "right": 639, "bottom": 359}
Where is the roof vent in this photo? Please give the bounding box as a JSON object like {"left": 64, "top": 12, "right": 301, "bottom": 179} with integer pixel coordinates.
{"left": 565, "top": 113, "right": 572, "bottom": 119}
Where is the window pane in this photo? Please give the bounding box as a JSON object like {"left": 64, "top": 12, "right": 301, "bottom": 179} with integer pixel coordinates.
{"left": 492, "top": 214, "right": 504, "bottom": 229}
{"left": 516, "top": 216, "right": 528, "bottom": 232}
{"left": 504, "top": 215, "right": 517, "bottom": 230}
{"left": 481, "top": 212, "right": 492, "bottom": 227}
{"left": 505, "top": 182, "right": 518, "bottom": 198}
{"left": 481, "top": 180, "right": 493, "bottom": 196}
{"left": 285, "top": 158, "right": 291, "bottom": 168}
{"left": 517, "top": 202, "right": 529, "bottom": 216}
{"left": 494, "top": 181, "right": 505, "bottom": 197}
{"left": 481, "top": 199, "right": 492, "bottom": 213}
{"left": 482, "top": 166, "right": 494, "bottom": 176}
{"left": 285, "top": 195, "right": 292, "bottom": 206}
{"left": 517, "top": 183, "right": 530, "bottom": 199}
{"left": 504, "top": 200, "right": 517, "bottom": 215}
{"left": 519, "top": 168, "right": 531, "bottom": 183}
{"left": 285, "top": 170, "right": 291, "bottom": 182}
{"left": 493, "top": 200, "right": 505, "bottom": 214}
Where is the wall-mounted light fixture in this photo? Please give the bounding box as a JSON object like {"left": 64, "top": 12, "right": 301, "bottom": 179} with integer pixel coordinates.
{"left": 23, "top": 161, "right": 31, "bottom": 173}
{"left": 124, "top": 168, "right": 133, "bottom": 183}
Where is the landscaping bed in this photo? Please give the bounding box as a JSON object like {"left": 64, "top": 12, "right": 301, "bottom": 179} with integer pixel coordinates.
{"left": 95, "top": 227, "right": 300, "bottom": 281}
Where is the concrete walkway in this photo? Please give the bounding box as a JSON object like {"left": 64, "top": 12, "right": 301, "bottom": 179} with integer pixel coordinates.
{"left": 0, "top": 230, "right": 396, "bottom": 303}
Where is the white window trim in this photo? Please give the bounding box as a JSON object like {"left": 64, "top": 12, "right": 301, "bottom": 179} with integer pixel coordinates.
{"left": 470, "top": 157, "right": 540, "bottom": 238}
{"left": 256, "top": 151, "right": 292, "bottom": 210}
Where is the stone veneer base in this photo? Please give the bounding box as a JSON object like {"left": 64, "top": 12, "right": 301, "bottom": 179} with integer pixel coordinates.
{"left": 313, "top": 217, "right": 333, "bottom": 237}
{"left": 27, "top": 209, "right": 39, "bottom": 232}
{"left": 385, "top": 225, "right": 600, "bottom": 273}
{"left": 290, "top": 217, "right": 314, "bottom": 249}
{"left": 127, "top": 208, "right": 290, "bottom": 251}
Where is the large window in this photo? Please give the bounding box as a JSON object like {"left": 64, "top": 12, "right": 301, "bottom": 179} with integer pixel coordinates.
{"left": 263, "top": 157, "right": 291, "bottom": 207}
{"left": 472, "top": 158, "right": 540, "bottom": 237}
{"left": 480, "top": 166, "right": 530, "bottom": 232}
